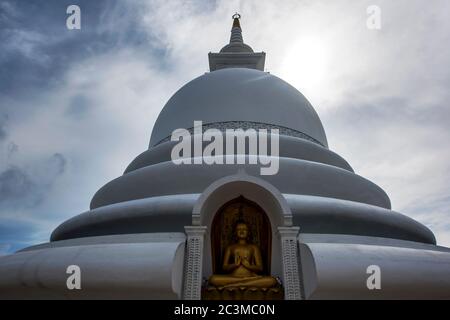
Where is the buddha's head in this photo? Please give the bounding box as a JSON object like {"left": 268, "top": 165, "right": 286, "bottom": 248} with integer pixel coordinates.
{"left": 235, "top": 222, "right": 249, "bottom": 240}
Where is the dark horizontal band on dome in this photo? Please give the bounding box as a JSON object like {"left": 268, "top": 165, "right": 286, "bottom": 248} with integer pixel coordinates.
{"left": 154, "top": 120, "right": 326, "bottom": 147}
{"left": 50, "top": 194, "right": 433, "bottom": 244}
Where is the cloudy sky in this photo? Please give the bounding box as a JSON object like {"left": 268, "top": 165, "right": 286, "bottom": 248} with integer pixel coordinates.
{"left": 0, "top": 0, "right": 449, "bottom": 254}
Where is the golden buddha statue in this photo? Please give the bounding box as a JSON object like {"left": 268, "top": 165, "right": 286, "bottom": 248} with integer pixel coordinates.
{"left": 208, "top": 222, "right": 278, "bottom": 288}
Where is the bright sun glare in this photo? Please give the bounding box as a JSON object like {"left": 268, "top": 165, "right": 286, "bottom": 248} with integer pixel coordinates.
{"left": 279, "top": 36, "right": 329, "bottom": 101}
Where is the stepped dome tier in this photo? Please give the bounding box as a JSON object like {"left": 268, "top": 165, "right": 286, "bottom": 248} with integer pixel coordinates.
{"left": 150, "top": 68, "right": 328, "bottom": 148}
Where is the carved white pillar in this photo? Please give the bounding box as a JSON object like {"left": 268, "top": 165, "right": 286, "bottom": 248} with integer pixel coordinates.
{"left": 278, "top": 226, "right": 302, "bottom": 300}
{"left": 182, "top": 226, "right": 207, "bottom": 300}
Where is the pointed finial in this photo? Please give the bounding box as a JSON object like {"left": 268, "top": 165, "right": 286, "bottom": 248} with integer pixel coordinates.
{"left": 230, "top": 13, "right": 243, "bottom": 44}
{"left": 232, "top": 13, "right": 241, "bottom": 29}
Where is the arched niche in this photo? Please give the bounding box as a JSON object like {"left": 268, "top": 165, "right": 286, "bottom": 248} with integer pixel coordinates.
{"left": 191, "top": 171, "right": 293, "bottom": 282}
{"left": 210, "top": 196, "right": 272, "bottom": 276}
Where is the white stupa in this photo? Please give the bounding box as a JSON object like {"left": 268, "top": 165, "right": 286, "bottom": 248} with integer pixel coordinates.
{"left": 0, "top": 15, "right": 449, "bottom": 300}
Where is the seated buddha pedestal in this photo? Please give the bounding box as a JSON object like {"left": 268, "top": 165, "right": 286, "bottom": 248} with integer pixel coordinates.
{"left": 203, "top": 222, "right": 283, "bottom": 300}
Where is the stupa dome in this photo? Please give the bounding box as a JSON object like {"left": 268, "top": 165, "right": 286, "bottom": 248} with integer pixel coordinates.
{"left": 150, "top": 68, "right": 328, "bottom": 148}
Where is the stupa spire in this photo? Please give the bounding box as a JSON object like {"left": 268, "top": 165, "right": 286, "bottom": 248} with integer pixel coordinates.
{"left": 230, "top": 13, "right": 244, "bottom": 44}
{"left": 208, "top": 14, "right": 266, "bottom": 71}
{"left": 219, "top": 13, "right": 253, "bottom": 53}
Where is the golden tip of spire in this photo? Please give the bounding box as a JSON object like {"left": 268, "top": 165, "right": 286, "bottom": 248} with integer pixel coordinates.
{"left": 232, "top": 13, "right": 241, "bottom": 28}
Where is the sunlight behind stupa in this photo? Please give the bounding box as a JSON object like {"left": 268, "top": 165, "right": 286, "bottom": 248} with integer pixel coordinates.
{"left": 280, "top": 36, "right": 329, "bottom": 100}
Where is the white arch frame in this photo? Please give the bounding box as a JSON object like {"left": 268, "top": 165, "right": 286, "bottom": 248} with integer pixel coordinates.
{"left": 183, "top": 171, "right": 301, "bottom": 300}
{"left": 192, "top": 170, "right": 293, "bottom": 228}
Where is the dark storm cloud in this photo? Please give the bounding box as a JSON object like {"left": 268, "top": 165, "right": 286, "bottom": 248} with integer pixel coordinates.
{"left": 0, "top": 153, "right": 67, "bottom": 209}
{"left": 0, "top": 0, "right": 102, "bottom": 95}
{"left": 0, "top": 114, "right": 7, "bottom": 140}
{"left": 0, "top": 166, "right": 37, "bottom": 206}
{"left": 0, "top": 0, "right": 163, "bottom": 97}
{"left": 46, "top": 152, "right": 67, "bottom": 177}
